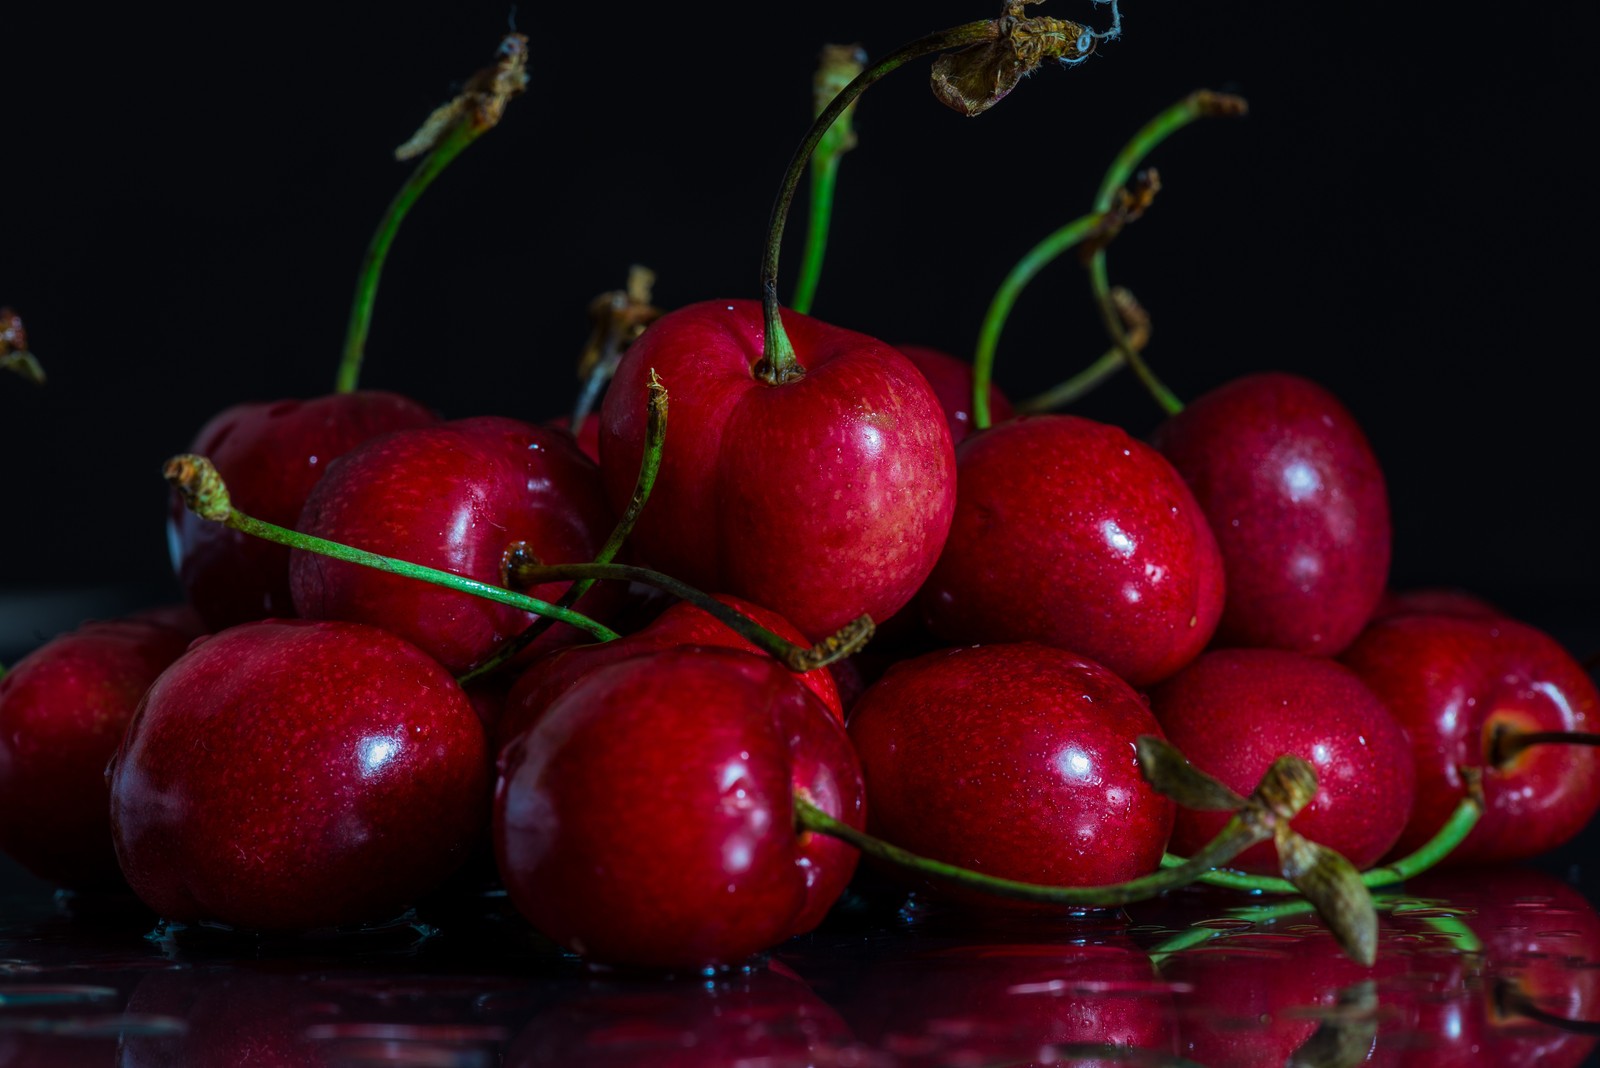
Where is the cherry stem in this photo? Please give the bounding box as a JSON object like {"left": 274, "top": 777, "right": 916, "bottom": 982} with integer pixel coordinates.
{"left": 1494, "top": 978, "right": 1600, "bottom": 1035}
{"left": 1488, "top": 725, "right": 1600, "bottom": 766}
{"left": 162, "top": 454, "right": 620, "bottom": 644}
{"left": 790, "top": 45, "right": 866, "bottom": 317}
{"left": 1156, "top": 781, "right": 1484, "bottom": 895}
{"left": 1014, "top": 287, "right": 1148, "bottom": 412}
{"left": 794, "top": 796, "right": 1281, "bottom": 909}
{"left": 508, "top": 560, "right": 874, "bottom": 674}
{"left": 757, "top": 20, "right": 998, "bottom": 384}
{"left": 458, "top": 374, "right": 669, "bottom": 684}
{"left": 335, "top": 34, "right": 529, "bottom": 394}
{"left": 0, "top": 307, "right": 44, "bottom": 386}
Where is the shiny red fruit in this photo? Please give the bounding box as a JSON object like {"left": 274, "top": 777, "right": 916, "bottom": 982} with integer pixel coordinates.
{"left": 897, "top": 343, "right": 1014, "bottom": 445}
{"left": 170, "top": 391, "right": 436, "bottom": 629}
{"left": 1150, "top": 648, "right": 1415, "bottom": 872}
{"left": 1341, "top": 613, "right": 1600, "bottom": 864}
{"left": 495, "top": 646, "right": 863, "bottom": 969}
{"left": 847, "top": 642, "right": 1174, "bottom": 898}
{"left": 0, "top": 613, "right": 196, "bottom": 889}
{"left": 598, "top": 300, "right": 956, "bottom": 639}
{"left": 109, "top": 619, "right": 488, "bottom": 930}
{"left": 920, "top": 415, "right": 1224, "bottom": 687}
{"left": 290, "top": 416, "right": 616, "bottom": 674}
{"left": 1151, "top": 372, "right": 1391, "bottom": 656}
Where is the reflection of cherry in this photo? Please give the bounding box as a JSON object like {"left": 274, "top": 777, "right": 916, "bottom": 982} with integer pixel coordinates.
{"left": 1387, "top": 867, "right": 1600, "bottom": 1067}
{"left": 503, "top": 967, "right": 854, "bottom": 1067}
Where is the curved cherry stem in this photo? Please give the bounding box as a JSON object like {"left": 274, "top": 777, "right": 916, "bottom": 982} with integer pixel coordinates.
{"left": 790, "top": 44, "right": 866, "bottom": 317}
{"left": 162, "top": 454, "right": 619, "bottom": 644}
{"left": 1494, "top": 978, "right": 1600, "bottom": 1034}
{"left": 507, "top": 560, "right": 874, "bottom": 674}
{"left": 335, "top": 35, "right": 529, "bottom": 394}
{"left": 758, "top": 20, "right": 997, "bottom": 383}
{"left": 458, "top": 374, "right": 669, "bottom": 684}
{"left": 1156, "top": 776, "right": 1485, "bottom": 895}
{"left": 1014, "top": 287, "right": 1148, "bottom": 412}
{"left": 1489, "top": 725, "right": 1600, "bottom": 766}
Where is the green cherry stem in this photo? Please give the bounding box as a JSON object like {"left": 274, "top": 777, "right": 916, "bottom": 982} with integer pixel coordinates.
{"left": 334, "top": 34, "right": 529, "bottom": 394}
{"left": 457, "top": 373, "right": 670, "bottom": 685}
{"left": 757, "top": 20, "right": 997, "bottom": 384}
{"left": 1014, "top": 287, "right": 1148, "bottom": 412}
{"left": 790, "top": 44, "right": 866, "bottom": 317}
{"left": 0, "top": 308, "right": 44, "bottom": 386}
{"left": 162, "top": 454, "right": 619, "bottom": 644}
{"left": 1157, "top": 782, "right": 1484, "bottom": 895}
{"left": 508, "top": 560, "right": 874, "bottom": 674}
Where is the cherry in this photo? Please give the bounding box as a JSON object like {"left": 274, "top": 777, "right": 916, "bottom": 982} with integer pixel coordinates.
{"left": 919, "top": 415, "right": 1224, "bottom": 688}
{"left": 1150, "top": 372, "right": 1392, "bottom": 656}
{"left": 498, "top": 593, "right": 842, "bottom": 746}
{"left": 0, "top": 612, "right": 197, "bottom": 890}
{"left": 170, "top": 391, "right": 437, "bottom": 629}
{"left": 598, "top": 300, "right": 956, "bottom": 640}
{"left": 494, "top": 645, "right": 863, "bottom": 970}
{"left": 897, "top": 343, "right": 1014, "bottom": 445}
{"left": 1340, "top": 612, "right": 1600, "bottom": 865}
{"left": 1372, "top": 585, "right": 1503, "bottom": 623}
{"left": 1149, "top": 647, "right": 1416, "bottom": 872}
{"left": 108, "top": 618, "right": 488, "bottom": 931}
{"left": 846, "top": 642, "right": 1174, "bottom": 899}
{"left": 290, "top": 416, "right": 618, "bottom": 674}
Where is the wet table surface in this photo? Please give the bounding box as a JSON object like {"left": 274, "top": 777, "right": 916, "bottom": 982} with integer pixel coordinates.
{"left": 4, "top": 853, "right": 1599, "bottom": 1067}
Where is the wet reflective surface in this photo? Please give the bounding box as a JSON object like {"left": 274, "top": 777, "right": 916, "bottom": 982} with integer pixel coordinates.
{"left": 5, "top": 858, "right": 1600, "bottom": 1066}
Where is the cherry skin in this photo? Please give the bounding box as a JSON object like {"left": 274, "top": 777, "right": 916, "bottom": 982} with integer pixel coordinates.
{"left": 1148, "top": 647, "right": 1416, "bottom": 872}
{"left": 170, "top": 391, "right": 437, "bottom": 630}
{"left": 1150, "top": 372, "right": 1391, "bottom": 656}
{"left": 0, "top": 613, "right": 197, "bottom": 889}
{"left": 497, "top": 593, "right": 842, "bottom": 747}
{"left": 919, "top": 415, "right": 1225, "bottom": 688}
{"left": 598, "top": 299, "right": 956, "bottom": 639}
{"left": 1371, "top": 585, "right": 1503, "bottom": 623}
{"left": 896, "top": 343, "right": 1014, "bottom": 445}
{"left": 290, "top": 415, "right": 617, "bottom": 674}
{"left": 1339, "top": 612, "right": 1600, "bottom": 864}
{"left": 494, "top": 645, "right": 863, "bottom": 970}
{"left": 846, "top": 642, "right": 1174, "bottom": 899}
{"left": 108, "top": 618, "right": 488, "bottom": 931}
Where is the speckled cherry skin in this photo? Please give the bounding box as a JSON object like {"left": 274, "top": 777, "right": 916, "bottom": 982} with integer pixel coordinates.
{"left": 846, "top": 642, "right": 1174, "bottom": 898}
{"left": 1149, "top": 648, "right": 1415, "bottom": 872}
{"left": 919, "top": 415, "right": 1225, "bottom": 688}
{"left": 495, "top": 646, "right": 863, "bottom": 969}
{"left": 108, "top": 619, "right": 488, "bottom": 931}
{"left": 598, "top": 300, "right": 956, "bottom": 640}
{"left": 897, "top": 344, "right": 1014, "bottom": 446}
{"left": 290, "top": 415, "right": 617, "bottom": 675}
{"left": 1340, "top": 613, "right": 1600, "bottom": 864}
{"left": 0, "top": 614, "right": 197, "bottom": 889}
{"left": 170, "top": 391, "right": 437, "bottom": 630}
{"left": 496, "top": 593, "right": 842, "bottom": 748}
{"left": 1151, "top": 372, "right": 1391, "bottom": 656}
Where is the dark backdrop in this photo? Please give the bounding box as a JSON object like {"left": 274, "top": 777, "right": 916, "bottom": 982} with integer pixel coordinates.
{"left": 2, "top": 1, "right": 1596, "bottom": 653}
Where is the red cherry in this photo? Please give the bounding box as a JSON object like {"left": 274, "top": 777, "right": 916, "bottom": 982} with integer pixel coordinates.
{"left": 1340, "top": 612, "right": 1600, "bottom": 864}
{"left": 1151, "top": 372, "right": 1391, "bottom": 656}
{"left": 494, "top": 646, "right": 863, "bottom": 969}
{"left": 546, "top": 414, "right": 601, "bottom": 463}
{"left": 0, "top": 613, "right": 196, "bottom": 889}
{"left": 170, "top": 391, "right": 436, "bottom": 629}
{"left": 598, "top": 299, "right": 956, "bottom": 639}
{"left": 846, "top": 642, "right": 1174, "bottom": 898}
{"left": 920, "top": 415, "right": 1224, "bottom": 688}
{"left": 108, "top": 619, "right": 488, "bottom": 930}
{"left": 498, "top": 593, "right": 842, "bottom": 746}
{"left": 290, "top": 416, "right": 617, "bottom": 674}
{"left": 1371, "top": 585, "right": 1504, "bottom": 624}
{"left": 1149, "top": 647, "right": 1416, "bottom": 872}
{"left": 897, "top": 343, "right": 1014, "bottom": 445}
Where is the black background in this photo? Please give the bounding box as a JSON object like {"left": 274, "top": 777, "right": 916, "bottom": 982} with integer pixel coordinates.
{"left": 2, "top": 0, "right": 1597, "bottom": 652}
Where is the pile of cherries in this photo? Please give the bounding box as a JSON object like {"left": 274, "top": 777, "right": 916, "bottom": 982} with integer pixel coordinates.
{"left": 3, "top": 4, "right": 1598, "bottom": 988}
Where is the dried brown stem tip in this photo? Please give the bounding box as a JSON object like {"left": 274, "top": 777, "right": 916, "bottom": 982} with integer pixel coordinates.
{"left": 163, "top": 454, "right": 232, "bottom": 523}
{"left": 788, "top": 614, "right": 876, "bottom": 672}
{"left": 932, "top": 0, "right": 1118, "bottom": 116}
{"left": 1083, "top": 168, "right": 1161, "bottom": 256}
{"left": 1110, "top": 286, "right": 1151, "bottom": 350}
{"left": 1190, "top": 89, "right": 1250, "bottom": 119}
{"left": 578, "top": 266, "right": 662, "bottom": 380}
{"left": 396, "top": 33, "right": 531, "bottom": 160}
{"left": 0, "top": 308, "right": 45, "bottom": 385}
